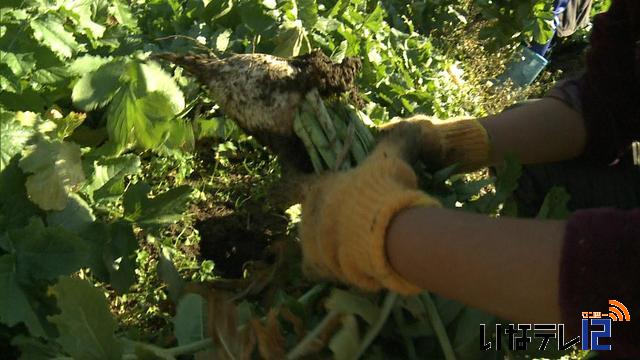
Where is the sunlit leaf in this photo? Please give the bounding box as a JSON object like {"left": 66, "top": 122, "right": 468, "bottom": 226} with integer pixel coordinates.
{"left": 72, "top": 60, "right": 125, "bottom": 111}
{"left": 30, "top": 16, "right": 79, "bottom": 59}
{"left": 0, "top": 112, "right": 33, "bottom": 171}
{"left": 19, "top": 139, "right": 85, "bottom": 211}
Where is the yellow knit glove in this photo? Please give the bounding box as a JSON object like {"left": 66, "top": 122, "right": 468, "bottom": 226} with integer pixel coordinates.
{"left": 380, "top": 115, "right": 491, "bottom": 171}
{"left": 299, "top": 137, "right": 440, "bottom": 295}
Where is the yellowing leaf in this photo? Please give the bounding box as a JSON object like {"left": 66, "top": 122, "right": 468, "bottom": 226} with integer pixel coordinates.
{"left": 19, "top": 140, "right": 85, "bottom": 211}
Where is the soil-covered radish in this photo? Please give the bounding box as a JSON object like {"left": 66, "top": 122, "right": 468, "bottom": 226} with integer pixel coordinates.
{"left": 155, "top": 50, "right": 361, "bottom": 135}
{"left": 155, "top": 50, "right": 362, "bottom": 171}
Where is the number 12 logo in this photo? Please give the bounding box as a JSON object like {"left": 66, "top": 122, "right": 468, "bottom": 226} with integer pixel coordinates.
{"left": 581, "top": 318, "right": 611, "bottom": 351}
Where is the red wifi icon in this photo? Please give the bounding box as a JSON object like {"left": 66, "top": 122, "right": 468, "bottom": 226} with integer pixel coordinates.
{"left": 607, "top": 299, "right": 631, "bottom": 321}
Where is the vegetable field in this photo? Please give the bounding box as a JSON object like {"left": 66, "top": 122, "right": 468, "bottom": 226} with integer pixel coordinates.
{"left": 0, "top": 0, "right": 603, "bottom": 359}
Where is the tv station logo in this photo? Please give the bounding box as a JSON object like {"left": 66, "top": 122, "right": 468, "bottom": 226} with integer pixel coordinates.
{"left": 581, "top": 299, "right": 631, "bottom": 351}
{"left": 480, "top": 299, "right": 631, "bottom": 352}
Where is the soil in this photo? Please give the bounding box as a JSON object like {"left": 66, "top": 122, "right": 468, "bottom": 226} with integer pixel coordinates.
{"left": 289, "top": 49, "right": 364, "bottom": 107}
{"left": 191, "top": 198, "right": 290, "bottom": 279}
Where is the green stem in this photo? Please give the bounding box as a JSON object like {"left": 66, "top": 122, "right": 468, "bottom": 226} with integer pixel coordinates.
{"left": 420, "top": 292, "right": 457, "bottom": 360}
{"left": 297, "top": 283, "right": 328, "bottom": 306}
{"left": 166, "top": 338, "right": 214, "bottom": 356}
{"left": 354, "top": 292, "right": 398, "bottom": 358}
{"left": 392, "top": 306, "right": 418, "bottom": 360}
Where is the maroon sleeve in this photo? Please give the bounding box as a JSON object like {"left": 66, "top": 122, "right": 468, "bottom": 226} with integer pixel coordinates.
{"left": 560, "top": 208, "right": 640, "bottom": 357}
{"left": 576, "top": 0, "right": 640, "bottom": 164}
{"left": 545, "top": 0, "right": 640, "bottom": 165}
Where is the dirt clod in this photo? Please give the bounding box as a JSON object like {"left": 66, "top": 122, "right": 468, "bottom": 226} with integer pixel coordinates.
{"left": 289, "top": 49, "right": 363, "bottom": 106}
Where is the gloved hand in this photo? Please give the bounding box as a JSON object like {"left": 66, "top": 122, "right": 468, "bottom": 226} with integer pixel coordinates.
{"left": 299, "top": 129, "right": 441, "bottom": 295}
{"left": 379, "top": 115, "right": 491, "bottom": 171}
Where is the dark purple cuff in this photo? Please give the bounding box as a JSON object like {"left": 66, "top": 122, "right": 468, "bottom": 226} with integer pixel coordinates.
{"left": 560, "top": 208, "right": 640, "bottom": 357}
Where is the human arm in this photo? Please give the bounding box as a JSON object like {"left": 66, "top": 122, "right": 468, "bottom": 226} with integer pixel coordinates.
{"left": 386, "top": 206, "right": 640, "bottom": 355}
{"left": 386, "top": 206, "right": 565, "bottom": 323}
{"left": 392, "top": 96, "right": 588, "bottom": 172}
{"left": 479, "top": 97, "right": 587, "bottom": 166}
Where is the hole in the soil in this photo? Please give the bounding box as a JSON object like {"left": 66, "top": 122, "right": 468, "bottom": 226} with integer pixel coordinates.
{"left": 195, "top": 213, "right": 287, "bottom": 278}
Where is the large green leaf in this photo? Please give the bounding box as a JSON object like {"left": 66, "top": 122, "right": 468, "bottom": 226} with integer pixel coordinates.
{"left": 81, "top": 220, "right": 138, "bottom": 293}
{"left": 68, "top": 55, "right": 112, "bottom": 76}
{"left": 137, "top": 61, "right": 185, "bottom": 114}
{"left": 48, "top": 277, "right": 124, "bottom": 360}
{"left": 10, "top": 218, "right": 88, "bottom": 281}
{"left": 30, "top": 16, "right": 79, "bottom": 59}
{"left": 0, "top": 255, "right": 46, "bottom": 338}
{"left": 62, "top": 0, "right": 106, "bottom": 39}
{"left": 123, "top": 182, "right": 192, "bottom": 227}
{"left": 46, "top": 193, "right": 95, "bottom": 234}
{"left": 72, "top": 60, "right": 125, "bottom": 111}
{"left": 172, "top": 293, "right": 207, "bottom": 346}
{"left": 104, "top": 61, "right": 185, "bottom": 152}
{"left": 19, "top": 139, "right": 86, "bottom": 211}
{"left": 83, "top": 154, "right": 141, "bottom": 202}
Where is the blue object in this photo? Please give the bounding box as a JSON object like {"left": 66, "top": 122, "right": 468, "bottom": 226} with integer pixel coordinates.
{"left": 497, "top": 0, "right": 569, "bottom": 87}
{"left": 501, "top": 45, "right": 550, "bottom": 87}
{"left": 529, "top": 0, "right": 568, "bottom": 57}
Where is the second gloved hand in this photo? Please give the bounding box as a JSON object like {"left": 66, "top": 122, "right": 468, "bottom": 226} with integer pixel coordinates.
{"left": 380, "top": 115, "right": 491, "bottom": 171}
{"left": 299, "top": 132, "right": 441, "bottom": 295}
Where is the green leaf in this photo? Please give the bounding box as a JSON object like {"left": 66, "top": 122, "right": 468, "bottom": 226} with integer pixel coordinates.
{"left": 48, "top": 111, "right": 86, "bottom": 140}
{"left": 157, "top": 247, "right": 186, "bottom": 302}
{"left": 0, "top": 112, "right": 33, "bottom": 171}
{"left": 203, "top": 0, "right": 234, "bottom": 21}
{"left": 138, "top": 62, "right": 185, "bottom": 114}
{"left": 0, "top": 62, "right": 21, "bottom": 92}
{"left": 123, "top": 182, "right": 193, "bottom": 227}
{"left": 108, "top": 0, "right": 137, "bottom": 29}
{"left": 10, "top": 218, "right": 88, "bottom": 281}
{"left": 48, "top": 277, "right": 124, "bottom": 360}
{"left": 536, "top": 186, "right": 571, "bottom": 220}
{"left": 72, "top": 60, "right": 125, "bottom": 111}
{"left": 81, "top": 220, "right": 138, "bottom": 293}
{"left": 84, "top": 154, "right": 141, "bottom": 201}
{"left": 0, "top": 158, "right": 42, "bottom": 232}
{"left": 19, "top": 139, "right": 86, "bottom": 211}
{"left": 273, "top": 23, "right": 306, "bottom": 57}
{"left": 62, "top": 0, "right": 106, "bottom": 39}
{"left": 329, "top": 315, "right": 360, "bottom": 360}
{"left": 0, "top": 255, "right": 46, "bottom": 338}
{"left": 30, "top": 16, "right": 79, "bottom": 59}
{"left": 11, "top": 335, "right": 65, "bottom": 359}
{"left": 68, "top": 55, "right": 111, "bottom": 76}
{"left": 451, "top": 307, "right": 496, "bottom": 360}
{"left": 103, "top": 61, "right": 185, "bottom": 152}
{"left": 106, "top": 88, "right": 166, "bottom": 151}
{"left": 325, "top": 289, "right": 380, "bottom": 325}
{"left": 46, "top": 193, "right": 95, "bottom": 234}
{"left": 172, "top": 293, "right": 207, "bottom": 345}
{"left": 298, "top": 0, "right": 318, "bottom": 29}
